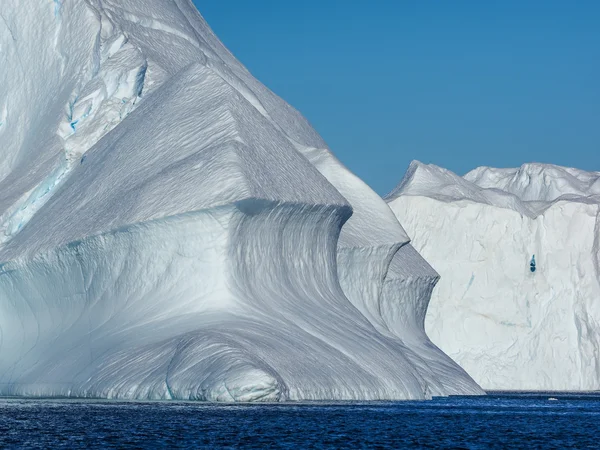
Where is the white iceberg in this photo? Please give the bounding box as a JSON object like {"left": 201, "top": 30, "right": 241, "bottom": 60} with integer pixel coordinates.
{"left": 387, "top": 161, "right": 600, "bottom": 391}
{"left": 0, "top": 0, "right": 482, "bottom": 400}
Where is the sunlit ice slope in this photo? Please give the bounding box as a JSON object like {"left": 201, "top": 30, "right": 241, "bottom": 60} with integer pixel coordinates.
{"left": 387, "top": 161, "right": 600, "bottom": 391}
{"left": 0, "top": 0, "right": 482, "bottom": 400}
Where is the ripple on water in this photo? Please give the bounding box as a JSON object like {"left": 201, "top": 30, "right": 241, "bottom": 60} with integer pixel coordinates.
{"left": 0, "top": 393, "right": 599, "bottom": 448}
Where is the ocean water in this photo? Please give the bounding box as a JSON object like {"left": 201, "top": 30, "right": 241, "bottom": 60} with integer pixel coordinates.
{"left": 1, "top": 393, "right": 598, "bottom": 448}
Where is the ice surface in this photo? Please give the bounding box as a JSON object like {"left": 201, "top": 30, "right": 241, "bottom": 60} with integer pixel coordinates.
{"left": 387, "top": 161, "right": 600, "bottom": 390}
{"left": 0, "top": 1, "right": 482, "bottom": 400}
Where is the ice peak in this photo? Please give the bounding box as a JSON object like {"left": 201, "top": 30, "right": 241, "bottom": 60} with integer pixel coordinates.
{"left": 386, "top": 160, "right": 495, "bottom": 206}
{"left": 465, "top": 163, "right": 600, "bottom": 202}
{"left": 388, "top": 161, "right": 600, "bottom": 218}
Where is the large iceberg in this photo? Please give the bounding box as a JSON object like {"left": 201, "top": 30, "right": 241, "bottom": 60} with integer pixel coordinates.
{"left": 387, "top": 161, "right": 600, "bottom": 391}
{"left": 0, "top": 0, "right": 482, "bottom": 400}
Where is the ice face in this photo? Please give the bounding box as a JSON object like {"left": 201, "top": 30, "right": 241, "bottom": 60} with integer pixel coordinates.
{"left": 388, "top": 161, "right": 600, "bottom": 391}
{"left": 0, "top": 1, "right": 483, "bottom": 400}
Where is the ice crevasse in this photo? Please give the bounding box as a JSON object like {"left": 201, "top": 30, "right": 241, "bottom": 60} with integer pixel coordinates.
{"left": 387, "top": 161, "right": 600, "bottom": 391}
{"left": 0, "top": 0, "right": 483, "bottom": 400}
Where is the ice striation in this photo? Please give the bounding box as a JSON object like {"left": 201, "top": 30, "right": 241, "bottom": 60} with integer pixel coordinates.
{"left": 0, "top": 1, "right": 483, "bottom": 400}
{"left": 387, "top": 161, "right": 600, "bottom": 391}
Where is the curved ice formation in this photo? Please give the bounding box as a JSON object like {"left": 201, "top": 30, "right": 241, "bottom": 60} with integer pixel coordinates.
{"left": 387, "top": 161, "right": 600, "bottom": 391}
{"left": 0, "top": 1, "right": 483, "bottom": 400}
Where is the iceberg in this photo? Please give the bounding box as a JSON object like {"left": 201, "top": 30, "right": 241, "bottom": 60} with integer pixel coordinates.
{"left": 387, "top": 161, "right": 600, "bottom": 391}
{"left": 0, "top": 0, "right": 482, "bottom": 400}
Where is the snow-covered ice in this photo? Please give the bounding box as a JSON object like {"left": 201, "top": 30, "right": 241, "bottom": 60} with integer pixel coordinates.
{"left": 0, "top": 0, "right": 483, "bottom": 400}
{"left": 387, "top": 161, "right": 600, "bottom": 391}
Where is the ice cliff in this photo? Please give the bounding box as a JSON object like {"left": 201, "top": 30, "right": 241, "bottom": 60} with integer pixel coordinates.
{"left": 0, "top": 1, "right": 482, "bottom": 400}
{"left": 387, "top": 161, "right": 600, "bottom": 391}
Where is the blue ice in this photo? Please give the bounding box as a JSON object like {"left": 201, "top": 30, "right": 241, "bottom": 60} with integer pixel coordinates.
{"left": 53, "top": 0, "right": 61, "bottom": 17}
{"left": 135, "top": 65, "right": 147, "bottom": 97}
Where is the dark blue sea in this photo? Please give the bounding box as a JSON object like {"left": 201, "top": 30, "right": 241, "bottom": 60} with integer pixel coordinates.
{"left": 1, "top": 392, "right": 599, "bottom": 448}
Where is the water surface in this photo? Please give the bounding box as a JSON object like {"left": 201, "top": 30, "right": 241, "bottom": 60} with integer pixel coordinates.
{"left": 1, "top": 392, "right": 598, "bottom": 448}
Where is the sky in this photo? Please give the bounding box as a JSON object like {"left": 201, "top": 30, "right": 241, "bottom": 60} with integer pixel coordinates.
{"left": 196, "top": 1, "right": 599, "bottom": 195}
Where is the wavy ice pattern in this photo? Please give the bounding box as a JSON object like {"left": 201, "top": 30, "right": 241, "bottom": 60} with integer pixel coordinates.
{"left": 0, "top": 1, "right": 483, "bottom": 400}
{"left": 387, "top": 161, "right": 600, "bottom": 391}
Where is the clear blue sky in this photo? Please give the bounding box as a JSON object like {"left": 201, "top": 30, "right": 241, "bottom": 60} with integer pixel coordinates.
{"left": 197, "top": 1, "right": 599, "bottom": 195}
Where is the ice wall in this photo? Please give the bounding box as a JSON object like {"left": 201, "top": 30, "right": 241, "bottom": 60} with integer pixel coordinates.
{"left": 387, "top": 161, "right": 600, "bottom": 391}
{"left": 0, "top": 1, "right": 483, "bottom": 400}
